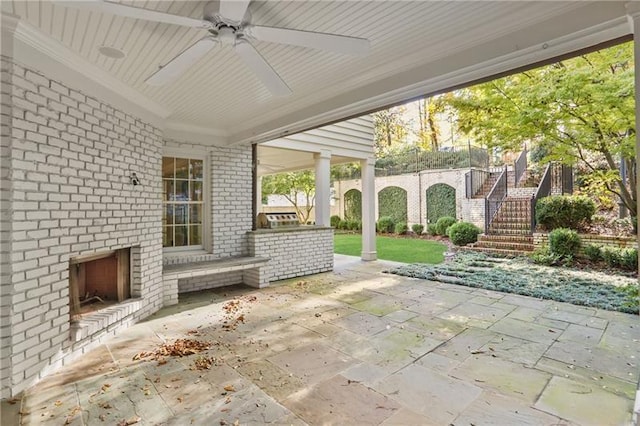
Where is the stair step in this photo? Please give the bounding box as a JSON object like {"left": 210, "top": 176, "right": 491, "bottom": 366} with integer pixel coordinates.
{"left": 459, "top": 246, "right": 531, "bottom": 257}
{"left": 478, "top": 234, "right": 533, "bottom": 243}
{"left": 471, "top": 241, "right": 534, "bottom": 251}
{"left": 486, "top": 229, "right": 533, "bottom": 235}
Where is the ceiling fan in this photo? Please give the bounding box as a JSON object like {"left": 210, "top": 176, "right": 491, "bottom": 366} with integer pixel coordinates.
{"left": 53, "top": 0, "right": 371, "bottom": 96}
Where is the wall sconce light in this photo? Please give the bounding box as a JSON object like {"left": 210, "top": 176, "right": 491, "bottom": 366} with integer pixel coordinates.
{"left": 130, "top": 173, "right": 140, "bottom": 186}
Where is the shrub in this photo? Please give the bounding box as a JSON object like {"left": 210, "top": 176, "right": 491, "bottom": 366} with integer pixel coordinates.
{"left": 330, "top": 215, "right": 341, "bottom": 228}
{"left": 427, "top": 223, "right": 438, "bottom": 236}
{"left": 535, "top": 195, "right": 595, "bottom": 231}
{"left": 435, "top": 216, "right": 457, "bottom": 236}
{"left": 602, "top": 247, "right": 623, "bottom": 268}
{"left": 621, "top": 248, "right": 638, "bottom": 271}
{"left": 530, "top": 246, "right": 559, "bottom": 266}
{"left": 346, "top": 219, "right": 361, "bottom": 231}
{"left": 377, "top": 216, "right": 395, "bottom": 233}
{"left": 337, "top": 220, "right": 349, "bottom": 230}
{"left": 395, "top": 221, "right": 409, "bottom": 235}
{"left": 412, "top": 224, "right": 424, "bottom": 235}
{"left": 548, "top": 228, "right": 581, "bottom": 259}
{"left": 583, "top": 244, "right": 602, "bottom": 262}
{"left": 448, "top": 222, "right": 481, "bottom": 246}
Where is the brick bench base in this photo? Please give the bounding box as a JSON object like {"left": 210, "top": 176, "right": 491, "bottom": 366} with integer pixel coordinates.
{"left": 162, "top": 256, "right": 270, "bottom": 306}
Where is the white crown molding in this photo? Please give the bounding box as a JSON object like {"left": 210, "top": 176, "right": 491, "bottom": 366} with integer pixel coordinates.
{"left": 12, "top": 19, "right": 171, "bottom": 122}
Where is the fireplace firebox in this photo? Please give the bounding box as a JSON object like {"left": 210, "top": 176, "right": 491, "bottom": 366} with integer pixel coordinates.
{"left": 69, "top": 248, "right": 131, "bottom": 320}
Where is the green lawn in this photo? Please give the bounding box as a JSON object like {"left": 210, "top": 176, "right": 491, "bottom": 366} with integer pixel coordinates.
{"left": 334, "top": 233, "right": 447, "bottom": 264}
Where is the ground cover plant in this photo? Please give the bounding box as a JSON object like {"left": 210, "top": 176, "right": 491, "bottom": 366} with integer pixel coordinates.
{"left": 334, "top": 233, "right": 446, "bottom": 264}
{"left": 387, "top": 251, "right": 638, "bottom": 314}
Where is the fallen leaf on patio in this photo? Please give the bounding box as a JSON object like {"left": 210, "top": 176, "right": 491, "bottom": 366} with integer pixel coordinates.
{"left": 470, "top": 350, "right": 485, "bottom": 355}
{"left": 7, "top": 398, "right": 19, "bottom": 405}
{"left": 314, "top": 313, "right": 322, "bottom": 317}
{"left": 233, "top": 420, "right": 239, "bottom": 426}
{"left": 117, "top": 416, "right": 141, "bottom": 426}
{"left": 157, "top": 359, "right": 168, "bottom": 366}
{"left": 225, "top": 396, "right": 232, "bottom": 404}
{"left": 164, "top": 384, "right": 172, "bottom": 388}
{"left": 177, "top": 397, "right": 184, "bottom": 403}
{"left": 99, "top": 414, "right": 106, "bottom": 421}
{"left": 99, "top": 402, "right": 112, "bottom": 409}
{"left": 101, "top": 384, "right": 111, "bottom": 392}
{"left": 54, "top": 400, "right": 63, "bottom": 406}
{"left": 220, "top": 421, "right": 227, "bottom": 425}
{"left": 224, "top": 385, "right": 236, "bottom": 392}
{"left": 548, "top": 329, "right": 556, "bottom": 333}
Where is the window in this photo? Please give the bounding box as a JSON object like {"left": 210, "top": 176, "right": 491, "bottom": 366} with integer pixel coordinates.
{"left": 162, "top": 156, "right": 204, "bottom": 248}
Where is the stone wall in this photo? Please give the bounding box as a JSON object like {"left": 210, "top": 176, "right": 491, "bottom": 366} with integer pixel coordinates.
{"left": 248, "top": 228, "right": 334, "bottom": 281}
{"left": 5, "top": 59, "right": 164, "bottom": 397}
{"left": 333, "top": 169, "right": 485, "bottom": 229}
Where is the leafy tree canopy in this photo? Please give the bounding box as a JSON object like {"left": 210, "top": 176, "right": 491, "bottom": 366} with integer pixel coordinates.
{"left": 450, "top": 42, "right": 635, "bottom": 215}
{"left": 261, "top": 170, "right": 315, "bottom": 224}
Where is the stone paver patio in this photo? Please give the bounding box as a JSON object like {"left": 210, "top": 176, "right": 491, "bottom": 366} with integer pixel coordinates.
{"left": 3, "top": 255, "right": 639, "bottom": 425}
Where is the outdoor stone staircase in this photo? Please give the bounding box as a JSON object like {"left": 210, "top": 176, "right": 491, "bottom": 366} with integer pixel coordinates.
{"left": 464, "top": 234, "right": 535, "bottom": 256}
{"left": 466, "top": 173, "right": 538, "bottom": 256}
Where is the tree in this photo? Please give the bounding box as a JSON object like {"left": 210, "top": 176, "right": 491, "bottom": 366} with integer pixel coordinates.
{"left": 373, "top": 106, "right": 408, "bottom": 154}
{"left": 450, "top": 42, "right": 636, "bottom": 215}
{"left": 261, "top": 170, "right": 316, "bottom": 224}
{"left": 415, "top": 95, "right": 449, "bottom": 151}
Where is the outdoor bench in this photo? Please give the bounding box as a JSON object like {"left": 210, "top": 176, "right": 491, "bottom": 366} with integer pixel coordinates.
{"left": 162, "top": 256, "right": 270, "bottom": 306}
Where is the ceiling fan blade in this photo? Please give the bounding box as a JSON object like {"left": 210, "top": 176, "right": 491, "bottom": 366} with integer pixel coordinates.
{"left": 146, "top": 37, "right": 218, "bottom": 86}
{"left": 246, "top": 26, "right": 370, "bottom": 56}
{"left": 234, "top": 41, "right": 292, "bottom": 97}
{"left": 219, "top": 0, "right": 251, "bottom": 24}
{"left": 52, "top": 0, "right": 211, "bottom": 29}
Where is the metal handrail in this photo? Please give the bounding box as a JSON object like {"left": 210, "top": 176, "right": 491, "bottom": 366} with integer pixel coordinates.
{"left": 530, "top": 163, "right": 552, "bottom": 231}
{"left": 485, "top": 166, "right": 508, "bottom": 233}
{"left": 513, "top": 146, "right": 528, "bottom": 187}
{"left": 465, "top": 168, "right": 491, "bottom": 198}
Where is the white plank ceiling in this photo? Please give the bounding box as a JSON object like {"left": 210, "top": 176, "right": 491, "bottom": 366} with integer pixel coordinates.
{"left": 4, "top": 1, "right": 629, "bottom": 143}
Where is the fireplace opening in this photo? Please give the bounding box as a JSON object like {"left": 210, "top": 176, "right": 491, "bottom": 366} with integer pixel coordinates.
{"left": 69, "top": 248, "right": 131, "bottom": 320}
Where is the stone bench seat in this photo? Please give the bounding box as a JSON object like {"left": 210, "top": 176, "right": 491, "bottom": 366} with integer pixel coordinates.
{"left": 162, "top": 256, "right": 270, "bottom": 306}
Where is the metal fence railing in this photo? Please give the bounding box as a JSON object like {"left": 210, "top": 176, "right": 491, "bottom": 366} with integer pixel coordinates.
{"left": 530, "top": 163, "right": 552, "bottom": 231}
{"left": 485, "top": 166, "right": 508, "bottom": 233}
{"left": 465, "top": 169, "right": 491, "bottom": 198}
{"left": 514, "top": 146, "right": 528, "bottom": 187}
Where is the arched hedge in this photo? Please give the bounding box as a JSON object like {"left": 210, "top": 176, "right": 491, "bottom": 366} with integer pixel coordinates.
{"left": 344, "top": 189, "right": 362, "bottom": 220}
{"left": 378, "top": 186, "right": 408, "bottom": 223}
{"left": 426, "top": 183, "right": 456, "bottom": 223}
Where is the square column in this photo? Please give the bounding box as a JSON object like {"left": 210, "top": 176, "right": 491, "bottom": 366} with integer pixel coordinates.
{"left": 314, "top": 150, "right": 331, "bottom": 226}
{"left": 361, "top": 157, "right": 377, "bottom": 261}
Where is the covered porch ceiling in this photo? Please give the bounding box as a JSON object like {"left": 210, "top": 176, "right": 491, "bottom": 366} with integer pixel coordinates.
{"left": 4, "top": 1, "right": 634, "bottom": 146}
{"left": 257, "top": 145, "right": 354, "bottom": 176}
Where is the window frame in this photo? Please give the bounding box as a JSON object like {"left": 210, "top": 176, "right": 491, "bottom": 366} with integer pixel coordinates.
{"left": 162, "top": 148, "right": 210, "bottom": 254}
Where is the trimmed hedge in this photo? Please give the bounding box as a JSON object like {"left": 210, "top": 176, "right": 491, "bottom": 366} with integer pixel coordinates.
{"left": 412, "top": 224, "right": 424, "bottom": 235}
{"left": 330, "top": 215, "right": 341, "bottom": 228}
{"left": 535, "top": 195, "right": 595, "bottom": 231}
{"left": 426, "top": 183, "right": 456, "bottom": 224}
{"left": 344, "top": 189, "right": 362, "bottom": 221}
{"left": 378, "top": 186, "right": 408, "bottom": 223}
{"left": 377, "top": 216, "right": 395, "bottom": 233}
{"left": 549, "top": 228, "right": 581, "bottom": 259}
{"left": 448, "top": 222, "right": 481, "bottom": 246}
{"left": 395, "top": 221, "right": 409, "bottom": 235}
{"left": 435, "top": 216, "right": 457, "bottom": 236}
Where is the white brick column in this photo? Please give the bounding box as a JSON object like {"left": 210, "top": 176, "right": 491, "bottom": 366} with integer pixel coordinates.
{"left": 314, "top": 150, "right": 331, "bottom": 226}
{"left": 361, "top": 156, "right": 377, "bottom": 261}
{"left": 0, "top": 12, "right": 19, "bottom": 400}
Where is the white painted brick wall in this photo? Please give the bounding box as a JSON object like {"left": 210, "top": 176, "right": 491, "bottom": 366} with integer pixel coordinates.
{"left": 248, "top": 228, "right": 334, "bottom": 281}
{"left": 179, "top": 271, "right": 244, "bottom": 293}
{"left": 5, "top": 60, "right": 164, "bottom": 397}
{"left": 163, "top": 140, "right": 253, "bottom": 258}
